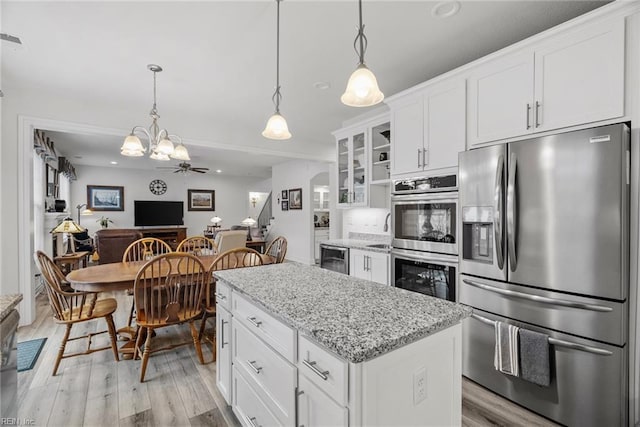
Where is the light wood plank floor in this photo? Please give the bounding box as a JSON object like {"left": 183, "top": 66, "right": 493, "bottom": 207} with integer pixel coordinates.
{"left": 18, "top": 292, "right": 558, "bottom": 427}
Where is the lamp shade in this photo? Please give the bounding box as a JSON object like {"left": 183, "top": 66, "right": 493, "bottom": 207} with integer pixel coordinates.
{"left": 149, "top": 151, "right": 171, "bottom": 161}
{"left": 156, "top": 138, "right": 175, "bottom": 155}
{"left": 171, "top": 143, "right": 191, "bottom": 161}
{"left": 51, "top": 217, "right": 84, "bottom": 234}
{"left": 341, "top": 64, "right": 384, "bottom": 107}
{"left": 262, "top": 113, "right": 292, "bottom": 140}
{"left": 241, "top": 217, "right": 257, "bottom": 227}
{"left": 210, "top": 216, "right": 222, "bottom": 225}
{"left": 121, "top": 134, "right": 145, "bottom": 156}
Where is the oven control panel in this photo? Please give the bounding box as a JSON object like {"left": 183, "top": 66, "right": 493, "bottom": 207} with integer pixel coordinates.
{"left": 393, "top": 174, "right": 457, "bottom": 194}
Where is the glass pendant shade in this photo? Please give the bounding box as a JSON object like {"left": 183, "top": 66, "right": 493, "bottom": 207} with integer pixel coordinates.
{"left": 171, "top": 143, "right": 191, "bottom": 161}
{"left": 341, "top": 64, "right": 384, "bottom": 107}
{"left": 156, "top": 138, "right": 175, "bottom": 155}
{"left": 121, "top": 134, "right": 145, "bottom": 156}
{"left": 149, "top": 151, "right": 170, "bottom": 161}
{"left": 262, "top": 112, "right": 292, "bottom": 140}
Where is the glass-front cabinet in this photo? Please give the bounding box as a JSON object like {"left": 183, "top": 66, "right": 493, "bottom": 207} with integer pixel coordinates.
{"left": 334, "top": 113, "right": 390, "bottom": 209}
{"left": 337, "top": 129, "right": 368, "bottom": 208}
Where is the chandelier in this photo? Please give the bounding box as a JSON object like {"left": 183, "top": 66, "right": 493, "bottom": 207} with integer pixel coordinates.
{"left": 262, "top": 0, "right": 292, "bottom": 140}
{"left": 341, "top": 0, "right": 384, "bottom": 107}
{"left": 120, "top": 64, "right": 190, "bottom": 161}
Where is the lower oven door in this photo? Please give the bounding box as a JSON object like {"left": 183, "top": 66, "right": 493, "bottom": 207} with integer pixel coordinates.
{"left": 463, "top": 308, "right": 627, "bottom": 427}
{"left": 391, "top": 248, "right": 456, "bottom": 301}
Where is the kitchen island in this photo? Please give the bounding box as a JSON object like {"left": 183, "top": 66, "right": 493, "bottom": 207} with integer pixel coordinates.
{"left": 214, "top": 263, "right": 471, "bottom": 427}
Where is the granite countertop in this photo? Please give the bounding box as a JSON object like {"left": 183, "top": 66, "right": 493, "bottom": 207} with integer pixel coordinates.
{"left": 0, "top": 294, "right": 23, "bottom": 322}
{"left": 214, "top": 263, "right": 471, "bottom": 363}
{"left": 322, "top": 239, "right": 391, "bottom": 254}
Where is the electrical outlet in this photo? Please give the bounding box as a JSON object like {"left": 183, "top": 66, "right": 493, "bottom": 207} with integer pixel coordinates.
{"left": 413, "top": 367, "right": 427, "bottom": 405}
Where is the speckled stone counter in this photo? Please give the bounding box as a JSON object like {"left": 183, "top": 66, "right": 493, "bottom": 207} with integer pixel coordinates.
{"left": 321, "top": 239, "right": 391, "bottom": 254}
{"left": 0, "top": 294, "right": 22, "bottom": 322}
{"left": 214, "top": 263, "right": 471, "bottom": 363}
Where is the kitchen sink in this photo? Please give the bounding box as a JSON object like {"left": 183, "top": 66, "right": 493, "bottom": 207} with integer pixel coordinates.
{"left": 366, "top": 243, "right": 390, "bottom": 249}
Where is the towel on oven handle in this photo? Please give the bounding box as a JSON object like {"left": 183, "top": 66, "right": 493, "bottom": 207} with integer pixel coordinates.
{"left": 519, "top": 328, "right": 551, "bottom": 387}
{"left": 493, "top": 321, "right": 520, "bottom": 377}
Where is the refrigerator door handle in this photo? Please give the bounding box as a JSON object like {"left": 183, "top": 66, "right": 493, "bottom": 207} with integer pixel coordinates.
{"left": 507, "top": 152, "right": 518, "bottom": 271}
{"left": 470, "top": 313, "right": 613, "bottom": 356}
{"left": 462, "top": 279, "right": 613, "bottom": 312}
{"left": 494, "top": 154, "right": 505, "bottom": 270}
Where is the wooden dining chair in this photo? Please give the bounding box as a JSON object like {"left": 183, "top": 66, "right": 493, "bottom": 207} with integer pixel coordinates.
{"left": 132, "top": 252, "right": 207, "bottom": 382}
{"left": 176, "top": 236, "right": 218, "bottom": 256}
{"left": 265, "top": 236, "right": 287, "bottom": 263}
{"left": 34, "top": 251, "right": 120, "bottom": 376}
{"left": 121, "top": 238, "right": 174, "bottom": 340}
{"left": 198, "top": 247, "right": 264, "bottom": 364}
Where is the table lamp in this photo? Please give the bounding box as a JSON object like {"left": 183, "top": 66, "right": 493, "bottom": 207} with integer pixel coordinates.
{"left": 51, "top": 217, "right": 85, "bottom": 256}
{"left": 241, "top": 216, "right": 257, "bottom": 241}
{"left": 210, "top": 216, "right": 222, "bottom": 228}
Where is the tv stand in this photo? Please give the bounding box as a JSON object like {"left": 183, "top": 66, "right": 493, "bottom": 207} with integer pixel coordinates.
{"left": 138, "top": 227, "right": 187, "bottom": 250}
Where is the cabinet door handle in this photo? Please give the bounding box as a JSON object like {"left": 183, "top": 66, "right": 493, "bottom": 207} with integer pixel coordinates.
{"left": 247, "top": 360, "right": 263, "bottom": 374}
{"left": 422, "top": 149, "right": 427, "bottom": 167}
{"left": 526, "top": 103, "right": 531, "bottom": 129}
{"left": 535, "top": 101, "right": 541, "bottom": 128}
{"left": 302, "top": 359, "right": 330, "bottom": 380}
{"left": 244, "top": 416, "right": 260, "bottom": 427}
{"left": 363, "top": 255, "right": 366, "bottom": 271}
{"left": 417, "top": 148, "right": 422, "bottom": 168}
{"left": 247, "top": 316, "right": 262, "bottom": 328}
{"left": 215, "top": 293, "right": 226, "bottom": 301}
{"left": 220, "top": 319, "right": 228, "bottom": 349}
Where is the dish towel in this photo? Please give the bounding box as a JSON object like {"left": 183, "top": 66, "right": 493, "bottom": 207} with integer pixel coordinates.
{"left": 519, "top": 328, "right": 551, "bottom": 387}
{"left": 493, "top": 321, "right": 520, "bottom": 376}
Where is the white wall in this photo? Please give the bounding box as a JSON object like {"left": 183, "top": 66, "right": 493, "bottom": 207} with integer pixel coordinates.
{"left": 270, "top": 160, "right": 330, "bottom": 264}
{"left": 70, "top": 164, "right": 261, "bottom": 236}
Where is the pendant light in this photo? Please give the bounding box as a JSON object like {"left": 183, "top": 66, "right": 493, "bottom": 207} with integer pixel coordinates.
{"left": 262, "top": 0, "right": 292, "bottom": 140}
{"left": 341, "top": 0, "right": 384, "bottom": 107}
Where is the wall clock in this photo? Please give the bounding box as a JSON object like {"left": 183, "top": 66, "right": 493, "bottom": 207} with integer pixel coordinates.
{"left": 149, "top": 179, "right": 167, "bottom": 195}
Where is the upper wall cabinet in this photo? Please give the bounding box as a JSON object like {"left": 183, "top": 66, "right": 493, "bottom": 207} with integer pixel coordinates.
{"left": 468, "top": 17, "right": 625, "bottom": 146}
{"left": 334, "top": 114, "right": 389, "bottom": 209}
{"left": 389, "top": 78, "right": 466, "bottom": 177}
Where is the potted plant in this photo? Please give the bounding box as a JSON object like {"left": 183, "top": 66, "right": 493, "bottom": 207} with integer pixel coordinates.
{"left": 97, "top": 216, "right": 114, "bottom": 229}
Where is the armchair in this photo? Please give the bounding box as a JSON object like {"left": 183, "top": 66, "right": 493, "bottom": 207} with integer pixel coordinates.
{"left": 94, "top": 229, "right": 143, "bottom": 264}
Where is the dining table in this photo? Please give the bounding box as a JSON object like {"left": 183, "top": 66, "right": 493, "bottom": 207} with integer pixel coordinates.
{"left": 65, "top": 253, "right": 274, "bottom": 358}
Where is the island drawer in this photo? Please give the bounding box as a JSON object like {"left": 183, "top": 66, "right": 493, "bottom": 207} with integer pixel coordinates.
{"left": 233, "top": 291, "right": 296, "bottom": 362}
{"left": 215, "top": 280, "right": 232, "bottom": 311}
{"left": 233, "top": 320, "right": 296, "bottom": 426}
{"left": 233, "top": 366, "right": 283, "bottom": 427}
{"left": 298, "top": 335, "right": 348, "bottom": 406}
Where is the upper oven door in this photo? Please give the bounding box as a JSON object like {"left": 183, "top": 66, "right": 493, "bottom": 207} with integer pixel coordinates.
{"left": 391, "top": 192, "right": 458, "bottom": 255}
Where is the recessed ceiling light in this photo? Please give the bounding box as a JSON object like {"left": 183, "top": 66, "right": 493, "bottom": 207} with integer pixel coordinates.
{"left": 216, "top": 169, "right": 222, "bottom": 174}
{"left": 110, "top": 161, "right": 118, "bottom": 165}
{"left": 313, "top": 81, "right": 331, "bottom": 90}
{"left": 431, "top": 1, "right": 460, "bottom": 19}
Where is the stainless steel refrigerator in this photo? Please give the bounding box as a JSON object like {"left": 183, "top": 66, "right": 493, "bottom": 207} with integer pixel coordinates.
{"left": 458, "top": 123, "right": 630, "bottom": 426}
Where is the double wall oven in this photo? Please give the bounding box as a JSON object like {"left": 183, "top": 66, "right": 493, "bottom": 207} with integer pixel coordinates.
{"left": 391, "top": 175, "right": 458, "bottom": 301}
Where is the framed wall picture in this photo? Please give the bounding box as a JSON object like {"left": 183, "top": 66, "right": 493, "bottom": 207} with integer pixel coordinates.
{"left": 281, "top": 200, "right": 288, "bottom": 211}
{"left": 288, "top": 188, "right": 302, "bottom": 210}
{"left": 281, "top": 190, "right": 288, "bottom": 200}
{"left": 87, "top": 185, "right": 124, "bottom": 211}
{"left": 46, "top": 164, "right": 58, "bottom": 198}
{"left": 188, "top": 189, "right": 215, "bottom": 211}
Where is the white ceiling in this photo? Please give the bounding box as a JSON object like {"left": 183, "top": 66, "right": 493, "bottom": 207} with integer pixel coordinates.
{"left": 2, "top": 1, "right": 610, "bottom": 178}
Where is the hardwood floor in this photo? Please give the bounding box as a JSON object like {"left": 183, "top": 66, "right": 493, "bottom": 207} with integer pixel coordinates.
{"left": 18, "top": 292, "right": 557, "bottom": 426}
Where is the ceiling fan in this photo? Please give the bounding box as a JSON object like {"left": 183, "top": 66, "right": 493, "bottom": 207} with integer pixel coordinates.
{"left": 157, "top": 162, "right": 209, "bottom": 174}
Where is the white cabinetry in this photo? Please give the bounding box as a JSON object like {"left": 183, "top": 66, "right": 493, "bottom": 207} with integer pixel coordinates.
{"left": 216, "top": 281, "right": 233, "bottom": 405}
{"left": 349, "top": 248, "right": 389, "bottom": 285}
{"left": 468, "top": 17, "right": 624, "bottom": 146}
{"left": 334, "top": 114, "right": 389, "bottom": 208}
{"left": 298, "top": 375, "right": 348, "bottom": 427}
{"left": 390, "top": 78, "right": 466, "bottom": 177}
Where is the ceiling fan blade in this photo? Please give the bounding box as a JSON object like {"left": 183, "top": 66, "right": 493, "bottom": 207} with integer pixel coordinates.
{"left": 156, "top": 167, "right": 178, "bottom": 170}
{"left": 193, "top": 169, "right": 207, "bottom": 173}
{"left": 192, "top": 168, "right": 209, "bottom": 172}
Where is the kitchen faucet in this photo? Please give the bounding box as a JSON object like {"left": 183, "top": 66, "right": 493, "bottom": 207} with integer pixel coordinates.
{"left": 383, "top": 212, "right": 391, "bottom": 232}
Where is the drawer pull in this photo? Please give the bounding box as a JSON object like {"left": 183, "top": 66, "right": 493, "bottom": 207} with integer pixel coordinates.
{"left": 244, "top": 415, "right": 260, "bottom": 427}
{"left": 303, "top": 359, "right": 329, "bottom": 381}
{"left": 216, "top": 293, "right": 227, "bottom": 300}
{"left": 247, "top": 316, "right": 262, "bottom": 328}
{"left": 247, "top": 360, "right": 263, "bottom": 374}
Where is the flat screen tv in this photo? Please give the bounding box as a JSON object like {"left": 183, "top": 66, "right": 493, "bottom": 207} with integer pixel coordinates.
{"left": 134, "top": 200, "right": 184, "bottom": 227}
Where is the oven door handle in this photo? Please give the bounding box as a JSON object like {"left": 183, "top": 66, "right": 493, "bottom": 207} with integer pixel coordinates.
{"left": 391, "top": 249, "right": 458, "bottom": 266}
{"left": 462, "top": 279, "right": 613, "bottom": 312}
{"left": 494, "top": 154, "right": 505, "bottom": 270}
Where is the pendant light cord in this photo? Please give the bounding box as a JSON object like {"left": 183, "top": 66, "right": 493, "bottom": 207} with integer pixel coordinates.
{"left": 354, "top": 0, "right": 368, "bottom": 65}
{"left": 272, "top": 0, "right": 282, "bottom": 113}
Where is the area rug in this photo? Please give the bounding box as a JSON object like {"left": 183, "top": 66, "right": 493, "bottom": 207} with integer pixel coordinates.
{"left": 17, "top": 337, "right": 47, "bottom": 372}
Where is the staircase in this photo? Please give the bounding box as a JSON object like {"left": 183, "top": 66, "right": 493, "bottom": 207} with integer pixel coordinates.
{"left": 257, "top": 192, "right": 273, "bottom": 239}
